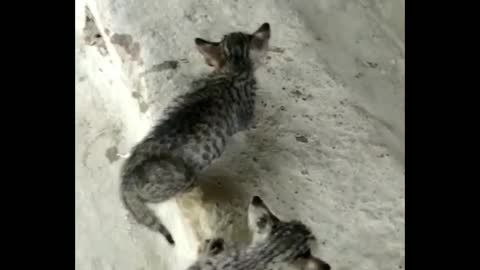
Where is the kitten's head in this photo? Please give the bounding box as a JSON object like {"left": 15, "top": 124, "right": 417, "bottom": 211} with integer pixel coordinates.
{"left": 248, "top": 196, "right": 331, "bottom": 270}
{"left": 195, "top": 23, "right": 270, "bottom": 72}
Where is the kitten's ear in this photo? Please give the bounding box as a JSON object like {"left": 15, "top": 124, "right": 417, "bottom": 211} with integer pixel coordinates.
{"left": 195, "top": 38, "right": 224, "bottom": 68}
{"left": 251, "top": 23, "right": 270, "bottom": 50}
{"left": 248, "top": 196, "right": 279, "bottom": 233}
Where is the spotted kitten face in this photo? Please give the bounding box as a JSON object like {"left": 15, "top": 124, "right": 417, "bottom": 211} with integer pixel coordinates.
{"left": 248, "top": 196, "right": 331, "bottom": 270}
{"left": 195, "top": 23, "right": 271, "bottom": 71}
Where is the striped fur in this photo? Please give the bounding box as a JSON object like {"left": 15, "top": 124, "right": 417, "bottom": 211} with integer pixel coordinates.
{"left": 120, "top": 23, "right": 271, "bottom": 245}
{"left": 187, "top": 196, "right": 331, "bottom": 270}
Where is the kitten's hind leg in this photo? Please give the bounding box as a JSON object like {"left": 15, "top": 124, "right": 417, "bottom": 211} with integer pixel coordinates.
{"left": 121, "top": 156, "right": 196, "bottom": 245}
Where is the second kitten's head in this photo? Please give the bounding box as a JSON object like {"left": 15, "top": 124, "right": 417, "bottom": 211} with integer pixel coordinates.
{"left": 248, "top": 196, "right": 331, "bottom": 270}
{"left": 195, "top": 23, "right": 271, "bottom": 72}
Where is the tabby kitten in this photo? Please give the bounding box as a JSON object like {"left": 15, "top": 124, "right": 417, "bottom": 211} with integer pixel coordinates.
{"left": 120, "top": 23, "right": 271, "bottom": 245}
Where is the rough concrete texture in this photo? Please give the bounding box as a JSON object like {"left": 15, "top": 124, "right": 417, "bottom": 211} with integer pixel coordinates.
{"left": 75, "top": 0, "right": 404, "bottom": 270}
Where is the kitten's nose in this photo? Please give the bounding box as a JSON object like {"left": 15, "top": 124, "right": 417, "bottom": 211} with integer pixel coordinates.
{"left": 251, "top": 195, "right": 263, "bottom": 206}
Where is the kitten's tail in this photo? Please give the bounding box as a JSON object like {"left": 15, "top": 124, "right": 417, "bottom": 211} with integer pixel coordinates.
{"left": 121, "top": 186, "right": 175, "bottom": 244}
{"left": 120, "top": 155, "right": 196, "bottom": 245}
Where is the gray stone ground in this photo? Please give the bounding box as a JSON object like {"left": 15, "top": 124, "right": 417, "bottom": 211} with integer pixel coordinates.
{"left": 75, "top": 1, "right": 404, "bottom": 269}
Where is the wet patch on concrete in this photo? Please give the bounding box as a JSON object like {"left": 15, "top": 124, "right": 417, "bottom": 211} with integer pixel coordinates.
{"left": 82, "top": 125, "right": 123, "bottom": 169}
{"left": 130, "top": 80, "right": 150, "bottom": 114}
{"left": 83, "top": 7, "right": 108, "bottom": 56}
{"left": 110, "top": 33, "right": 142, "bottom": 63}
{"left": 105, "top": 146, "right": 120, "bottom": 163}
{"left": 131, "top": 93, "right": 149, "bottom": 113}
{"left": 141, "top": 60, "right": 179, "bottom": 77}
{"left": 138, "top": 100, "right": 149, "bottom": 113}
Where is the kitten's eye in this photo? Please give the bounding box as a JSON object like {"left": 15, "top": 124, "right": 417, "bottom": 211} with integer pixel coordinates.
{"left": 209, "top": 238, "right": 224, "bottom": 254}
{"left": 256, "top": 216, "right": 268, "bottom": 229}
{"left": 205, "top": 60, "right": 214, "bottom": 67}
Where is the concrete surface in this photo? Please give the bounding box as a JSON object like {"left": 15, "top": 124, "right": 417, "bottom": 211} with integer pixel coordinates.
{"left": 75, "top": 0, "right": 404, "bottom": 269}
